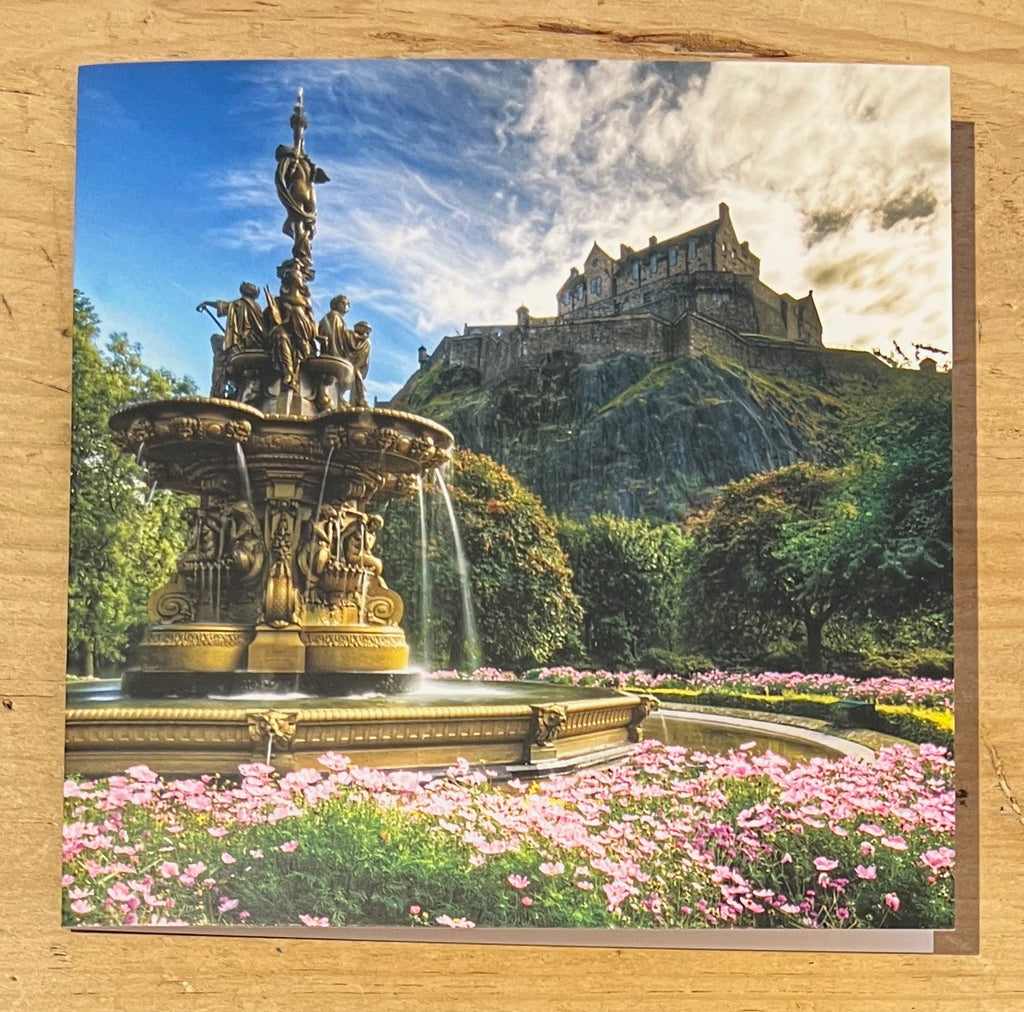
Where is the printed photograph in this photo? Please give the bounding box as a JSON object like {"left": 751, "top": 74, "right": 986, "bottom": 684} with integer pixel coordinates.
{"left": 64, "top": 59, "right": 955, "bottom": 936}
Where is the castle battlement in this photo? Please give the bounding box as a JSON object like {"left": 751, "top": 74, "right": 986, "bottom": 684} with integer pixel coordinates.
{"left": 409, "top": 205, "right": 887, "bottom": 391}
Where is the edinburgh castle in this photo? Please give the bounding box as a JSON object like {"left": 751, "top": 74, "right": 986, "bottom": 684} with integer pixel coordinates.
{"left": 406, "top": 203, "right": 896, "bottom": 390}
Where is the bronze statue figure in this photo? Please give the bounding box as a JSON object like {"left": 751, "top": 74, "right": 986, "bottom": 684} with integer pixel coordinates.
{"left": 274, "top": 90, "right": 329, "bottom": 263}
{"left": 317, "top": 295, "right": 371, "bottom": 407}
{"left": 197, "top": 282, "right": 265, "bottom": 352}
{"left": 317, "top": 294, "right": 352, "bottom": 357}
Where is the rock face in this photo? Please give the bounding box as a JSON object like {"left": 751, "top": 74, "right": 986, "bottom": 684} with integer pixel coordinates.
{"left": 392, "top": 349, "right": 851, "bottom": 520}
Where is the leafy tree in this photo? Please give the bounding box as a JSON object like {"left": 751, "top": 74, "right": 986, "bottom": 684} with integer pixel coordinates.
{"left": 842, "top": 373, "right": 952, "bottom": 630}
{"left": 682, "top": 462, "right": 860, "bottom": 672}
{"left": 68, "top": 293, "right": 196, "bottom": 675}
{"left": 377, "top": 450, "right": 581, "bottom": 670}
{"left": 558, "top": 514, "right": 689, "bottom": 668}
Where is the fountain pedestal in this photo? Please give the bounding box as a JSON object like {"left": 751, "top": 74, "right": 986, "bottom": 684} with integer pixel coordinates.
{"left": 111, "top": 399, "right": 452, "bottom": 698}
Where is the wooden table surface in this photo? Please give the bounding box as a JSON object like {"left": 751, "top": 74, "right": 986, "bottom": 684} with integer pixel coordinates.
{"left": 0, "top": 2, "right": 1020, "bottom": 1008}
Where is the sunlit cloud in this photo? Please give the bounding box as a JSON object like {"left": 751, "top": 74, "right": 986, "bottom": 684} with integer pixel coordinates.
{"left": 76, "top": 60, "right": 952, "bottom": 394}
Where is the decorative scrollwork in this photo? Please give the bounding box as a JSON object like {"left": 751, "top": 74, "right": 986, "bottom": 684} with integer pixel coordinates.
{"left": 173, "top": 417, "right": 201, "bottom": 439}
{"left": 627, "top": 694, "right": 659, "bottom": 742}
{"left": 150, "top": 585, "right": 197, "bottom": 624}
{"left": 531, "top": 704, "right": 567, "bottom": 746}
{"left": 247, "top": 710, "right": 298, "bottom": 746}
{"left": 224, "top": 419, "right": 253, "bottom": 442}
{"left": 366, "top": 592, "right": 401, "bottom": 626}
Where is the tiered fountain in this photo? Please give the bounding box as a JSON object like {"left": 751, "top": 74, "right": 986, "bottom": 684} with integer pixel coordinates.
{"left": 64, "top": 93, "right": 655, "bottom": 777}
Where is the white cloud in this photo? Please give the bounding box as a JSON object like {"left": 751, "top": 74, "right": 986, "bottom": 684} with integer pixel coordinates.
{"left": 219, "top": 61, "right": 952, "bottom": 369}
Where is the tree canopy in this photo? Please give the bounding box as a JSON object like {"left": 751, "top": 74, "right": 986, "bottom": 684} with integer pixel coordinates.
{"left": 68, "top": 292, "right": 196, "bottom": 675}
{"left": 558, "top": 513, "right": 689, "bottom": 668}
{"left": 378, "top": 450, "right": 581, "bottom": 670}
{"left": 681, "top": 462, "right": 859, "bottom": 672}
{"left": 680, "top": 374, "right": 952, "bottom": 673}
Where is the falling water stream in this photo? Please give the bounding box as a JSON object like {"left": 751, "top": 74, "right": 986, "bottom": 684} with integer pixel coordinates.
{"left": 315, "top": 444, "right": 336, "bottom": 518}
{"left": 416, "top": 475, "right": 433, "bottom": 665}
{"left": 235, "top": 443, "right": 253, "bottom": 505}
{"left": 435, "top": 469, "right": 480, "bottom": 671}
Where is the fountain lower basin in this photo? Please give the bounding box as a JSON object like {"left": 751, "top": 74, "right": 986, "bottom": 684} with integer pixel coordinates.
{"left": 65, "top": 679, "right": 657, "bottom": 778}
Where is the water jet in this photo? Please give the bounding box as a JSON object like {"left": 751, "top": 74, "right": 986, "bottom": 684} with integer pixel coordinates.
{"left": 65, "top": 92, "right": 653, "bottom": 778}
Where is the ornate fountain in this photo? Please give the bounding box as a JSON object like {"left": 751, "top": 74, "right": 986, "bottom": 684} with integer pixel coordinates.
{"left": 65, "top": 93, "right": 654, "bottom": 776}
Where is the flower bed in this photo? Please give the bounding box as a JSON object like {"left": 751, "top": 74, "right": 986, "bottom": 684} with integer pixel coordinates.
{"left": 63, "top": 742, "right": 954, "bottom": 931}
{"left": 432, "top": 668, "right": 955, "bottom": 747}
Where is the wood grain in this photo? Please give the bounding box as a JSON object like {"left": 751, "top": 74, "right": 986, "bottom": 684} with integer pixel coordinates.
{"left": 1, "top": 1, "right": 1021, "bottom": 1007}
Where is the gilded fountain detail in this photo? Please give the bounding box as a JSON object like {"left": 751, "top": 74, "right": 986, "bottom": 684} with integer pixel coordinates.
{"left": 110, "top": 90, "right": 451, "bottom": 698}
{"left": 65, "top": 93, "right": 653, "bottom": 777}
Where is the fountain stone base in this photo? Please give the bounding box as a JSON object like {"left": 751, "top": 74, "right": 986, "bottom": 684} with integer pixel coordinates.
{"left": 65, "top": 680, "right": 657, "bottom": 779}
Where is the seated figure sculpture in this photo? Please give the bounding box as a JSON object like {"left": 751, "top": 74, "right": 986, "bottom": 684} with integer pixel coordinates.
{"left": 197, "top": 282, "right": 268, "bottom": 403}
{"left": 316, "top": 295, "right": 371, "bottom": 408}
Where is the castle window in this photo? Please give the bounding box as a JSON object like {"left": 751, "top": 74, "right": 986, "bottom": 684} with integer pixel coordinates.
{"left": 590, "top": 277, "right": 602, "bottom": 295}
{"left": 650, "top": 255, "right": 658, "bottom": 274}
{"left": 669, "top": 247, "right": 678, "bottom": 267}
{"left": 631, "top": 261, "right": 640, "bottom": 281}
{"left": 562, "top": 291, "right": 571, "bottom": 307}
{"left": 576, "top": 283, "right": 585, "bottom": 300}
{"left": 688, "top": 239, "right": 697, "bottom": 260}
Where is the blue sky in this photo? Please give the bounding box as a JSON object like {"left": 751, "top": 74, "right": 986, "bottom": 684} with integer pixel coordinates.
{"left": 75, "top": 60, "right": 952, "bottom": 398}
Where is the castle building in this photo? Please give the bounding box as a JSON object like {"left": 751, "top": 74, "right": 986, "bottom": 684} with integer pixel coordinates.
{"left": 409, "top": 204, "right": 884, "bottom": 387}
{"left": 556, "top": 203, "right": 822, "bottom": 347}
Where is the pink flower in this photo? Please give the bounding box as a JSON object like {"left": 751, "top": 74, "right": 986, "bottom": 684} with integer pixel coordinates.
{"left": 602, "top": 880, "right": 633, "bottom": 911}
{"left": 238, "top": 762, "right": 275, "bottom": 778}
{"left": 855, "top": 865, "right": 877, "bottom": 880}
{"left": 409, "top": 905, "right": 421, "bottom": 916}
{"left": 538, "top": 862, "right": 564, "bottom": 877}
{"left": 521, "top": 896, "right": 533, "bottom": 907}
{"left": 884, "top": 892, "right": 900, "bottom": 912}
{"left": 218, "top": 897, "right": 239, "bottom": 913}
{"left": 507, "top": 874, "right": 530, "bottom": 890}
{"left": 70, "top": 899, "right": 93, "bottom": 915}
{"left": 813, "top": 857, "right": 839, "bottom": 872}
{"left": 107, "top": 882, "right": 133, "bottom": 902}
{"left": 435, "top": 914, "right": 475, "bottom": 928}
{"left": 207, "top": 827, "right": 228, "bottom": 839}
{"left": 279, "top": 840, "right": 299, "bottom": 853}
{"left": 124, "top": 765, "right": 159, "bottom": 783}
{"left": 221, "top": 852, "right": 236, "bottom": 865}
{"left": 316, "top": 752, "right": 351, "bottom": 772}
{"left": 298, "top": 914, "right": 329, "bottom": 927}
{"left": 880, "top": 835, "right": 908, "bottom": 852}
{"left": 921, "top": 847, "right": 955, "bottom": 871}
{"left": 858, "top": 823, "right": 885, "bottom": 838}
{"left": 61, "top": 874, "right": 75, "bottom": 888}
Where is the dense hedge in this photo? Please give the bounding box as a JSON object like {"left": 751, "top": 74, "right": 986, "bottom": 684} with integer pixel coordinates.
{"left": 648, "top": 687, "right": 954, "bottom": 750}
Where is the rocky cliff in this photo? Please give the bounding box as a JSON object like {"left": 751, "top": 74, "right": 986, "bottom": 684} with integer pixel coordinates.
{"left": 390, "top": 350, "right": 859, "bottom": 520}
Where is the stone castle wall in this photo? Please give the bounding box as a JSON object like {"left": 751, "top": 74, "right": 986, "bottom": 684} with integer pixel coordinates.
{"left": 426, "top": 305, "right": 873, "bottom": 386}
{"left": 684, "top": 314, "right": 885, "bottom": 378}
